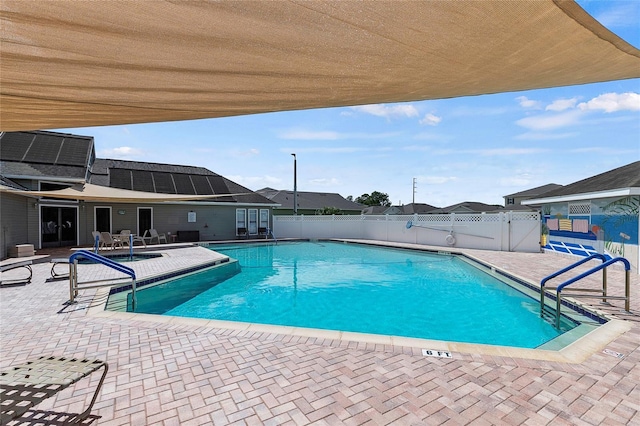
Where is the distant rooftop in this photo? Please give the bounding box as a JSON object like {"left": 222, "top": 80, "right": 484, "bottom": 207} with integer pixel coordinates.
{"left": 504, "top": 183, "right": 563, "bottom": 198}
{"left": 524, "top": 161, "right": 640, "bottom": 204}
{"left": 256, "top": 188, "right": 363, "bottom": 211}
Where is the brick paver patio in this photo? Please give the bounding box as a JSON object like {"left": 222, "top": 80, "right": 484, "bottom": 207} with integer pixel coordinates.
{"left": 1, "top": 242, "right": 638, "bottom": 425}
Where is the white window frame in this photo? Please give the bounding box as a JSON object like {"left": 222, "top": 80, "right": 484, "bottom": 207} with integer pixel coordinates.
{"left": 248, "top": 208, "right": 258, "bottom": 235}
{"left": 259, "top": 209, "right": 269, "bottom": 230}
{"left": 236, "top": 209, "right": 247, "bottom": 235}
{"left": 137, "top": 206, "right": 154, "bottom": 236}
{"left": 94, "top": 206, "right": 112, "bottom": 233}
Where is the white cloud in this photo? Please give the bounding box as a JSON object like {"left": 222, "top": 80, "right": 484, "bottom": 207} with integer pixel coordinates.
{"left": 546, "top": 98, "right": 578, "bottom": 112}
{"left": 516, "top": 110, "right": 583, "bottom": 130}
{"left": 577, "top": 92, "right": 640, "bottom": 113}
{"left": 99, "top": 146, "right": 143, "bottom": 158}
{"left": 516, "top": 96, "right": 543, "bottom": 109}
{"left": 350, "top": 103, "right": 419, "bottom": 119}
{"left": 514, "top": 132, "right": 579, "bottom": 141}
{"left": 593, "top": 3, "right": 640, "bottom": 28}
{"left": 419, "top": 113, "right": 442, "bottom": 126}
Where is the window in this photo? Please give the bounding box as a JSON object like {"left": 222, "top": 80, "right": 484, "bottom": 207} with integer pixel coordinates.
{"left": 248, "top": 209, "right": 258, "bottom": 235}
{"left": 236, "top": 209, "right": 247, "bottom": 235}
{"left": 506, "top": 198, "right": 515, "bottom": 205}
{"left": 94, "top": 207, "right": 112, "bottom": 233}
{"left": 137, "top": 207, "right": 153, "bottom": 236}
{"left": 259, "top": 209, "right": 269, "bottom": 229}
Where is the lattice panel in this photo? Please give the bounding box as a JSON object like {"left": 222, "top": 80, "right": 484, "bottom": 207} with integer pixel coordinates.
{"left": 455, "top": 214, "right": 483, "bottom": 222}
{"left": 421, "top": 215, "right": 451, "bottom": 223}
{"left": 512, "top": 212, "right": 540, "bottom": 221}
{"left": 569, "top": 203, "right": 591, "bottom": 215}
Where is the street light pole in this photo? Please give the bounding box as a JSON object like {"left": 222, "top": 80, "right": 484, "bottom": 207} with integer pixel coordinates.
{"left": 291, "top": 153, "right": 297, "bottom": 215}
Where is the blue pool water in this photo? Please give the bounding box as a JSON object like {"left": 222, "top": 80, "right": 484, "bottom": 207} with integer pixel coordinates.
{"left": 130, "top": 241, "right": 574, "bottom": 348}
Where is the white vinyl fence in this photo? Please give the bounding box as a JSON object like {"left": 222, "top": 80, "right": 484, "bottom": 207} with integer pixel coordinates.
{"left": 272, "top": 212, "right": 541, "bottom": 253}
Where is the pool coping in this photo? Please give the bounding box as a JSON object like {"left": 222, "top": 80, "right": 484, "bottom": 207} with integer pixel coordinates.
{"left": 88, "top": 240, "right": 633, "bottom": 364}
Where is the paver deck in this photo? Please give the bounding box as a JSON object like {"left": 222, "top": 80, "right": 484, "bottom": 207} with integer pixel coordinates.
{"left": 0, "top": 242, "right": 638, "bottom": 425}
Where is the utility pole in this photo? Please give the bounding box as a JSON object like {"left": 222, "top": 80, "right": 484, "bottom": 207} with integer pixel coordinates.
{"left": 413, "top": 177, "right": 417, "bottom": 204}
{"left": 291, "top": 153, "right": 297, "bottom": 215}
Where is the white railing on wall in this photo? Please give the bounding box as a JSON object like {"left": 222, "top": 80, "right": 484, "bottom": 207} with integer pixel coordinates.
{"left": 272, "top": 212, "right": 541, "bottom": 253}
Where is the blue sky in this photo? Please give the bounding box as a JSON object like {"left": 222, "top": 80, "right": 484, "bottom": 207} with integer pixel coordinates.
{"left": 56, "top": 1, "right": 639, "bottom": 208}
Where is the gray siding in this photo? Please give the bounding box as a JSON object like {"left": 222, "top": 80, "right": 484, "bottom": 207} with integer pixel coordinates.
{"left": 1, "top": 193, "right": 32, "bottom": 259}
{"left": 2, "top": 196, "right": 273, "bottom": 254}
{"left": 79, "top": 203, "right": 269, "bottom": 244}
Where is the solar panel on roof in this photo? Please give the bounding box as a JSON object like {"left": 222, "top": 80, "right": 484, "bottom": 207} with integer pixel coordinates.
{"left": 207, "top": 175, "right": 230, "bottom": 194}
{"left": 132, "top": 170, "right": 155, "bottom": 192}
{"left": 0, "top": 133, "right": 34, "bottom": 161}
{"left": 23, "top": 135, "right": 63, "bottom": 164}
{"left": 152, "top": 172, "right": 175, "bottom": 193}
{"left": 110, "top": 169, "right": 133, "bottom": 190}
{"left": 172, "top": 174, "right": 196, "bottom": 194}
{"left": 191, "top": 175, "right": 213, "bottom": 195}
{"left": 57, "top": 138, "right": 91, "bottom": 166}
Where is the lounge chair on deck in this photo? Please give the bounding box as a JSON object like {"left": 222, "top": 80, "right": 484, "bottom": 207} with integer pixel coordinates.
{"left": 120, "top": 230, "right": 146, "bottom": 247}
{"left": 143, "top": 229, "right": 167, "bottom": 245}
{"left": 0, "top": 259, "right": 33, "bottom": 286}
{"left": 100, "top": 232, "right": 123, "bottom": 249}
{"left": 0, "top": 355, "right": 108, "bottom": 424}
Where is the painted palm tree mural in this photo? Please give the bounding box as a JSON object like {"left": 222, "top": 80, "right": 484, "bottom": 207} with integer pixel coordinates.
{"left": 601, "top": 196, "right": 639, "bottom": 257}
{"left": 541, "top": 195, "right": 639, "bottom": 271}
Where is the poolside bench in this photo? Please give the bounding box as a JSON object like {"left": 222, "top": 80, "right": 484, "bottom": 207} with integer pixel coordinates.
{"left": 50, "top": 258, "right": 70, "bottom": 279}
{"left": 0, "top": 259, "right": 33, "bottom": 286}
{"left": 0, "top": 355, "right": 108, "bottom": 424}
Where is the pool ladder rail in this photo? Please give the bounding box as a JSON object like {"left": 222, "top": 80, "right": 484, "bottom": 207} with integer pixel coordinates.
{"left": 267, "top": 227, "right": 277, "bottom": 244}
{"left": 540, "top": 254, "right": 631, "bottom": 329}
{"left": 67, "top": 250, "right": 137, "bottom": 310}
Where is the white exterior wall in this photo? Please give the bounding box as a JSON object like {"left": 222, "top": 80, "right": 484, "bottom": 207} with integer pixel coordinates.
{"left": 273, "top": 212, "right": 541, "bottom": 253}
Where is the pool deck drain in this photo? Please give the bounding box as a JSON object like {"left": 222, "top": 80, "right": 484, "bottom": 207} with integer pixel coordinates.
{"left": 1, "top": 241, "right": 638, "bottom": 425}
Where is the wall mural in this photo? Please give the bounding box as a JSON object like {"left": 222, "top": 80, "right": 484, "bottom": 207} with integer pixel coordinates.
{"left": 542, "top": 196, "right": 639, "bottom": 263}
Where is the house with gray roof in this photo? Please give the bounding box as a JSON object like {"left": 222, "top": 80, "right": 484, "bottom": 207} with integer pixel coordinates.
{"left": 503, "top": 183, "right": 563, "bottom": 210}
{"left": 0, "top": 131, "right": 277, "bottom": 258}
{"left": 256, "top": 188, "right": 363, "bottom": 215}
{"left": 400, "top": 203, "right": 439, "bottom": 214}
{"left": 361, "top": 203, "right": 439, "bottom": 215}
{"left": 523, "top": 161, "right": 639, "bottom": 272}
{"left": 429, "top": 201, "right": 505, "bottom": 214}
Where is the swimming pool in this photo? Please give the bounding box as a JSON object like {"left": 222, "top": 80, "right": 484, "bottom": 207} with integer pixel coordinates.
{"left": 121, "top": 241, "right": 596, "bottom": 348}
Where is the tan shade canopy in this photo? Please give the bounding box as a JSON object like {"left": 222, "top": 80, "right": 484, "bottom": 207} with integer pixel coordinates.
{"left": 1, "top": 183, "right": 248, "bottom": 203}
{"left": 1, "top": 0, "right": 639, "bottom": 132}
